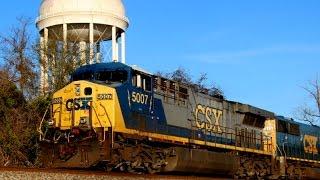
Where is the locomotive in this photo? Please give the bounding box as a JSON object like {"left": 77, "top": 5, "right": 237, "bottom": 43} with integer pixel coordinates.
{"left": 38, "top": 62, "right": 320, "bottom": 179}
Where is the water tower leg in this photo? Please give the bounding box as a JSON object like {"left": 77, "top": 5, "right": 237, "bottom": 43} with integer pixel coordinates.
{"left": 80, "top": 41, "right": 87, "bottom": 66}
{"left": 89, "top": 23, "right": 94, "bottom": 64}
{"left": 51, "top": 54, "right": 55, "bottom": 89}
{"left": 121, "top": 32, "right": 126, "bottom": 64}
{"left": 39, "top": 35, "right": 45, "bottom": 95}
{"left": 96, "top": 42, "right": 101, "bottom": 63}
{"left": 63, "top": 24, "right": 68, "bottom": 52}
{"left": 112, "top": 26, "right": 118, "bottom": 62}
{"left": 116, "top": 38, "right": 119, "bottom": 62}
{"left": 44, "top": 27, "right": 49, "bottom": 93}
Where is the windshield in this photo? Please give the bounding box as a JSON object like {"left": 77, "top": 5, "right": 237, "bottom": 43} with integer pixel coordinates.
{"left": 96, "top": 70, "right": 128, "bottom": 83}
{"left": 72, "top": 69, "right": 128, "bottom": 86}
{"left": 72, "top": 71, "right": 94, "bottom": 81}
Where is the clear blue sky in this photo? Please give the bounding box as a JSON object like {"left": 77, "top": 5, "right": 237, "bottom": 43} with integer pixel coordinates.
{"left": 0, "top": 0, "right": 320, "bottom": 118}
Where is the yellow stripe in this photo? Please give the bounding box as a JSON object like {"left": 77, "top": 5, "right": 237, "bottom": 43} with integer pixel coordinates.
{"left": 117, "top": 129, "right": 273, "bottom": 155}
{"left": 286, "top": 157, "right": 320, "bottom": 163}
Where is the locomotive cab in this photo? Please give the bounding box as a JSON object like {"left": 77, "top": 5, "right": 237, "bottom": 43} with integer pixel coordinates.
{"left": 50, "top": 62, "right": 131, "bottom": 130}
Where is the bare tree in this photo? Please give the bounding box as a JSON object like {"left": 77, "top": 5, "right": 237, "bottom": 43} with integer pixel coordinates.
{"left": 34, "top": 39, "right": 81, "bottom": 92}
{"left": 0, "top": 17, "right": 37, "bottom": 98}
{"left": 208, "top": 82, "right": 224, "bottom": 99}
{"left": 156, "top": 67, "right": 225, "bottom": 99}
{"left": 170, "top": 67, "right": 193, "bottom": 84}
{"left": 155, "top": 67, "right": 193, "bottom": 84}
{"left": 297, "top": 77, "right": 320, "bottom": 125}
{"left": 0, "top": 17, "right": 70, "bottom": 166}
{"left": 196, "top": 73, "right": 208, "bottom": 89}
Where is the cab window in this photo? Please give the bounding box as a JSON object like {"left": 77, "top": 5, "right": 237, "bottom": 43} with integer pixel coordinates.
{"left": 72, "top": 71, "right": 94, "bottom": 81}
{"left": 96, "top": 70, "right": 128, "bottom": 83}
{"left": 132, "top": 71, "right": 152, "bottom": 91}
{"left": 277, "top": 120, "right": 288, "bottom": 133}
{"left": 288, "top": 123, "right": 300, "bottom": 136}
{"left": 277, "top": 120, "right": 300, "bottom": 136}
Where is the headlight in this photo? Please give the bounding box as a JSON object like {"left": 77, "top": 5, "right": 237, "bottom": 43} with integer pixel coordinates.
{"left": 48, "top": 119, "right": 54, "bottom": 126}
{"left": 80, "top": 117, "right": 89, "bottom": 124}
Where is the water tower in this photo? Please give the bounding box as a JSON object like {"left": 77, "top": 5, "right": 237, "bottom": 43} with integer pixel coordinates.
{"left": 36, "top": 0, "right": 129, "bottom": 94}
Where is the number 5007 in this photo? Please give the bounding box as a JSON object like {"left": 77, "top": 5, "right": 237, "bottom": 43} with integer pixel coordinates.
{"left": 132, "top": 92, "right": 148, "bottom": 105}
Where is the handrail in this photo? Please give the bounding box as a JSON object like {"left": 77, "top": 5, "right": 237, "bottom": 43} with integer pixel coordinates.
{"left": 91, "top": 103, "right": 104, "bottom": 128}
{"left": 161, "top": 118, "right": 274, "bottom": 153}
{"left": 99, "top": 103, "right": 113, "bottom": 148}
{"left": 38, "top": 105, "right": 50, "bottom": 141}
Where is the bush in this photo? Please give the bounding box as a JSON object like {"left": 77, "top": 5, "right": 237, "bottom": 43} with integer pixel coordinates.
{"left": 0, "top": 71, "right": 50, "bottom": 166}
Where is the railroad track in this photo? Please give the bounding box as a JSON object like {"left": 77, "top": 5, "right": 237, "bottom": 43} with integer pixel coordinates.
{"left": 0, "top": 167, "right": 230, "bottom": 180}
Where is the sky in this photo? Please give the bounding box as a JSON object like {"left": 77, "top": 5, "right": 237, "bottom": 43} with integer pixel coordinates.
{"left": 0, "top": 0, "right": 320, "bottom": 118}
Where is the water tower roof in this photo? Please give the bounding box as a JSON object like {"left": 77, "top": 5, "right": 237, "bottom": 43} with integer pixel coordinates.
{"left": 37, "top": 0, "right": 129, "bottom": 31}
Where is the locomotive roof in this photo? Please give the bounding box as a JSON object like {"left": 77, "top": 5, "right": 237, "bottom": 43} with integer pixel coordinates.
{"left": 228, "top": 101, "right": 275, "bottom": 119}
{"left": 131, "top": 65, "right": 152, "bottom": 75}
{"left": 73, "top": 62, "right": 132, "bottom": 74}
{"left": 276, "top": 115, "right": 317, "bottom": 126}
{"left": 73, "top": 62, "right": 153, "bottom": 76}
{"left": 276, "top": 115, "right": 320, "bottom": 134}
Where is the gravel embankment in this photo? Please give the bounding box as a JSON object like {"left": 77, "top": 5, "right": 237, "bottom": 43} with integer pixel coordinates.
{"left": 0, "top": 171, "right": 141, "bottom": 180}
{"left": 0, "top": 170, "right": 225, "bottom": 180}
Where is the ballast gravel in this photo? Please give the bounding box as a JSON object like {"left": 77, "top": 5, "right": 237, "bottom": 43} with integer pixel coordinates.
{"left": 0, "top": 170, "right": 222, "bottom": 180}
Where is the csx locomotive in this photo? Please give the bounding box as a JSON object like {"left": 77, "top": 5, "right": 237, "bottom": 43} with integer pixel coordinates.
{"left": 39, "top": 62, "right": 320, "bottom": 179}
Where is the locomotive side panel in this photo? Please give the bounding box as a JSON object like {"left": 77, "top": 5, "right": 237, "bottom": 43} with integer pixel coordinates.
{"left": 159, "top": 94, "right": 190, "bottom": 129}
{"left": 149, "top": 77, "right": 274, "bottom": 152}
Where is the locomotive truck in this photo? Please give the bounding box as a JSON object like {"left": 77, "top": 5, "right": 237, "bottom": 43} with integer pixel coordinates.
{"left": 38, "top": 62, "right": 320, "bottom": 179}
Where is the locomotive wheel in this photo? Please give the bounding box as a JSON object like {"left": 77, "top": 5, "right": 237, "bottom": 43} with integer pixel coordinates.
{"left": 287, "top": 164, "right": 302, "bottom": 180}
{"left": 236, "top": 156, "right": 271, "bottom": 179}
{"left": 106, "top": 141, "right": 168, "bottom": 174}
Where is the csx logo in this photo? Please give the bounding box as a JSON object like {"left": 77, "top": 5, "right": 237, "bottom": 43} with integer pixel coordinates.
{"left": 304, "top": 135, "right": 318, "bottom": 154}
{"left": 194, "top": 104, "right": 223, "bottom": 133}
{"left": 65, "top": 98, "right": 92, "bottom": 111}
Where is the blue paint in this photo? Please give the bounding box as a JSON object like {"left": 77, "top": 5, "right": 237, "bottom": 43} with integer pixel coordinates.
{"left": 276, "top": 116, "right": 320, "bottom": 160}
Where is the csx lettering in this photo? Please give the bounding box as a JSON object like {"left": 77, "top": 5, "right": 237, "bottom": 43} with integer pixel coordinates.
{"left": 132, "top": 92, "right": 149, "bottom": 105}
{"left": 195, "top": 104, "right": 223, "bottom": 133}
{"left": 304, "top": 135, "right": 318, "bottom": 154}
{"left": 66, "top": 98, "right": 92, "bottom": 111}
{"left": 66, "top": 99, "right": 80, "bottom": 111}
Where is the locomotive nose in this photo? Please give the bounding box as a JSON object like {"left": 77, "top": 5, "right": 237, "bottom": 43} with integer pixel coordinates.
{"left": 51, "top": 82, "right": 95, "bottom": 129}
{"left": 40, "top": 80, "right": 118, "bottom": 168}
{"left": 51, "top": 81, "right": 115, "bottom": 131}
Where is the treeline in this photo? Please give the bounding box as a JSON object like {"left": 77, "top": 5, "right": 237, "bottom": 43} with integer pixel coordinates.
{"left": 0, "top": 18, "right": 50, "bottom": 166}
{"left": 0, "top": 70, "right": 51, "bottom": 166}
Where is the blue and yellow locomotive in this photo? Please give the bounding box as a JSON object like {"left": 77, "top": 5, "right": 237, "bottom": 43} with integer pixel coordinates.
{"left": 275, "top": 116, "right": 320, "bottom": 179}
{"left": 39, "top": 62, "right": 320, "bottom": 179}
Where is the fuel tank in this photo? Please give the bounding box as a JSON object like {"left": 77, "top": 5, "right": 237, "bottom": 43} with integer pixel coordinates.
{"left": 304, "top": 167, "right": 320, "bottom": 179}
{"left": 164, "top": 147, "right": 239, "bottom": 175}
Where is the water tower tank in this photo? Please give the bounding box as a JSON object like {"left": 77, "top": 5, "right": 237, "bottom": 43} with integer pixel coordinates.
{"left": 36, "top": 0, "right": 129, "bottom": 93}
